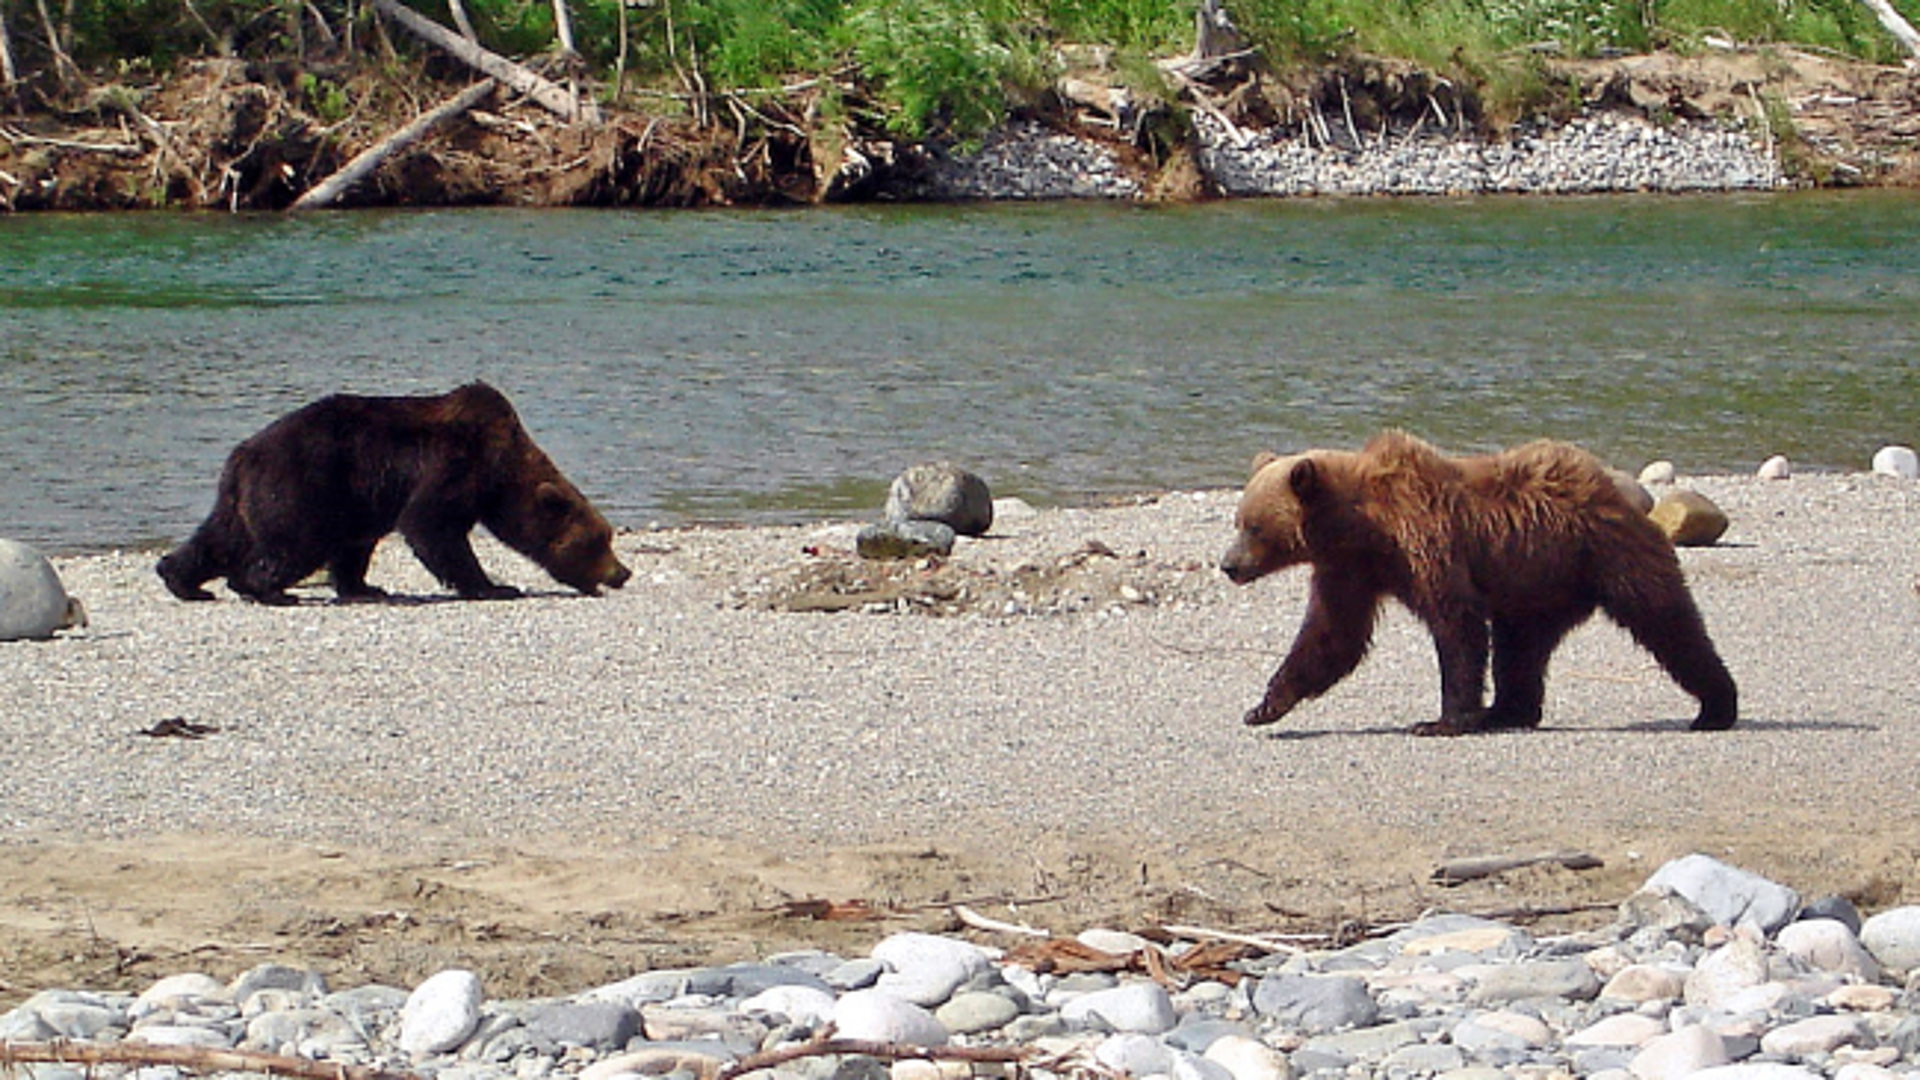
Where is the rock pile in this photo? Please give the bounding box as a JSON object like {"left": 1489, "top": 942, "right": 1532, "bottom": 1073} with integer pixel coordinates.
{"left": 6, "top": 855, "right": 1920, "bottom": 1080}
{"left": 913, "top": 112, "right": 1782, "bottom": 199}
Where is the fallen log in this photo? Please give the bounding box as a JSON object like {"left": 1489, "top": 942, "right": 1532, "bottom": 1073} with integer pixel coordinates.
{"left": 290, "top": 78, "right": 496, "bottom": 210}
{"left": 366, "top": 0, "right": 597, "bottom": 123}
{"left": 1432, "top": 850, "right": 1604, "bottom": 886}
{"left": 0, "top": 1040, "right": 419, "bottom": 1080}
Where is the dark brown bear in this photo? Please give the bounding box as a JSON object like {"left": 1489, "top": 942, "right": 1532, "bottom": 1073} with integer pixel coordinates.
{"left": 1219, "top": 431, "right": 1737, "bottom": 735}
{"left": 158, "top": 382, "right": 631, "bottom": 604}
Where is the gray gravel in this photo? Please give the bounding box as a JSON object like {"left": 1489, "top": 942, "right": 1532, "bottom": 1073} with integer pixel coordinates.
{"left": 3, "top": 472, "right": 1917, "bottom": 882}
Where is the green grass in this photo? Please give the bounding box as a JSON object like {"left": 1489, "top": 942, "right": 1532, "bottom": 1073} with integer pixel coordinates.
{"left": 10, "top": 0, "right": 1920, "bottom": 136}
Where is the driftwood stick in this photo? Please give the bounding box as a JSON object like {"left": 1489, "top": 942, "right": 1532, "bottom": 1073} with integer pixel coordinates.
{"left": 1161, "top": 922, "right": 1305, "bottom": 955}
{"left": 367, "top": 0, "right": 595, "bottom": 122}
{"left": 1857, "top": 0, "right": 1920, "bottom": 58}
{"left": 1432, "top": 850, "right": 1603, "bottom": 886}
{"left": 291, "top": 78, "right": 495, "bottom": 210}
{"left": 952, "top": 903, "right": 1051, "bottom": 938}
{"left": 718, "top": 1035, "right": 1026, "bottom": 1080}
{"left": 0, "top": 123, "right": 141, "bottom": 155}
{"left": 0, "top": 1040, "right": 421, "bottom": 1080}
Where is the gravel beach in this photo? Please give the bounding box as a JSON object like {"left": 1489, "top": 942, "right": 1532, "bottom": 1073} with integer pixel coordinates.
{"left": 2, "top": 471, "right": 1917, "bottom": 1005}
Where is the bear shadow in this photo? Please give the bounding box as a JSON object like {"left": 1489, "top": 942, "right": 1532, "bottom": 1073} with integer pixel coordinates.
{"left": 1259, "top": 715, "right": 1874, "bottom": 740}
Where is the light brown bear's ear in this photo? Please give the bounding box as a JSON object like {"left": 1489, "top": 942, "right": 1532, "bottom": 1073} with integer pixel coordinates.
{"left": 1250, "top": 450, "right": 1281, "bottom": 477}
{"left": 1288, "top": 457, "right": 1325, "bottom": 503}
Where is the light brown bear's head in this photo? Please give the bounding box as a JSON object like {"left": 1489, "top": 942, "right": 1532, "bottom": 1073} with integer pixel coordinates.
{"left": 524, "top": 480, "right": 633, "bottom": 596}
{"left": 1219, "top": 450, "right": 1328, "bottom": 584}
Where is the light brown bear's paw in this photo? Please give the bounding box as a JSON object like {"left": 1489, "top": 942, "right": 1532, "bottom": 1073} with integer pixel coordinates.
{"left": 1243, "top": 696, "right": 1298, "bottom": 728}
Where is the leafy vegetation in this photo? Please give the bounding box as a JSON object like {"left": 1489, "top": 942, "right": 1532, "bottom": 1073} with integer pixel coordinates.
{"left": 1, "top": 0, "right": 1915, "bottom": 137}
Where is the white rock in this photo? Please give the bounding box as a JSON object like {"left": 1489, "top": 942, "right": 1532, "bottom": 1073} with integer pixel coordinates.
{"left": 135, "top": 973, "right": 229, "bottom": 1011}
{"left": 1834, "top": 1064, "right": 1903, "bottom": 1080}
{"left": 1638, "top": 460, "right": 1677, "bottom": 484}
{"left": 1094, "top": 1032, "right": 1172, "bottom": 1076}
{"left": 0, "top": 538, "right": 84, "bottom": 642}
{"left": 1630, "top": 1024, "right": 1728, "bottom": 1080}
{"left": 1760, "top": 1014, "right": 1872, "bottom": 1058}
{"left": 1684, "top": 938, "right": 1769, "bottom": 1010}
{"left": 1775, "top": 919, "right": 1880, "bottom": 982}
{"left": 871, "top": 933, "right": 991, "bottom": 1007}
{"left": 1172, "top": 1049, "right": 1236, "bottom": 1080}
{"left": 1756, "top": 454, "right": 1792, "bottom": 479}
{"left": 1060, "top": 981, "right": 1177, "bottom": 1034}
{"left": 128, "top": 1024, "right": 235, "bottom": 1048}
{"left": 831, "top": 989, "right": 948, "bottom": 1046}
{"left": 1076, "top": 928, "right": 1154, "bottom": 955}
{"left": 1871, "top": 445, "right": 1919, "bottom": 479}
{"left": 1826, "top": 984, "right": 1899, "bottom": 1011}
{"left": 1600, "top": 964, "right": 1686, "bottom": 1004}
{"left": 1860, "top": 906, "right": 1920, "bottom": 972}
{"left": 579, "top": 1047, "right": 732, "bottom": 1080}
{"left": 1203, "top": 1033, "right": 1294, "bottom": 1080}
{"left": 1644, "top": 854, "right": 1800, "bottom": 933}
{"left": 1567, "top": 1013, "right": 1666, "bottom": 1048}
{"left": 1472, "top": 1010, "right": 1552, "bottom": 1046}
{"left": 400, "top": 969, "right": 483, "bottom": 1056}
{"left": 739, "top": 984, "right": 838, "bottom": 1027}
{"left": 891, "top": 1061, "right": 974, "bottom": 1080}
{"left": 1685, "top": 1066, "right": 1823, "bottom": 1080}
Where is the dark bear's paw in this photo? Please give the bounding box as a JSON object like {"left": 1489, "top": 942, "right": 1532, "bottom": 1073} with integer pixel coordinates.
{"left": 333, "top": 585, "right": 391, "bottom": 604}
{"left": 1689, "top": 707, "right": 1737, "bottom": 731}
{"left": 156, "top": 560, "right": 215, "bottom": 601}
{"left": 1482, "top": 704, "right": 1544, "bottom": 730}
{"left": 243, "top": 590, "right": 301, "bottom": 607}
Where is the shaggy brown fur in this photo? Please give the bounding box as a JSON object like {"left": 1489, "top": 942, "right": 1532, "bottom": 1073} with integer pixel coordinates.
{"left": 158, "top": 382, "right": 630, "bottom": 604}
{"left": 1220, "top": 431, "right": 1737, "bottom": 735}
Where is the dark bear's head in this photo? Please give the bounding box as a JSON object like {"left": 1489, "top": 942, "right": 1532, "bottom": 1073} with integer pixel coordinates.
{"left": 1220, "top": 450, "right": 1325, "bottom": 584}
{"left": 524, "top": 481, "right": 632, "bottom": 596}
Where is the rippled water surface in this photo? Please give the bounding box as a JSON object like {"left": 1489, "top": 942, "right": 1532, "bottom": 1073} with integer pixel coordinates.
{"left": 3, "top": 192, "right": 1918, "bottom": 552}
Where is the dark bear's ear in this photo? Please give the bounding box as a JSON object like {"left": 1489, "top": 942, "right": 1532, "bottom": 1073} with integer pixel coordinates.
{"left": 1288, "top": 458, "right": 1325, "bottom": 503}
{"left": 1251, "top": 451, "right": 1281, "bottom": 478}
{"left": 535, "top": 482, "right": 574, "bottom": 516}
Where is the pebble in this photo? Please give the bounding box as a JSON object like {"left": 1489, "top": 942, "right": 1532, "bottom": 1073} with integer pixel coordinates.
{"left": 9, "top": 856, "right": 1920, "bottom": 1080}
{"left": 1870, "top": 445, "right": 1918, "bottom": 479}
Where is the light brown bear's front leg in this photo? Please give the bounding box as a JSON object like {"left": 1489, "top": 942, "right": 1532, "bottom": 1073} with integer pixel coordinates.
{"left": 1410, "top": 606, "right": 1491, "bottom": 736}
{"left": 1246, "top": 569, "right": 1379, "bottom": 727}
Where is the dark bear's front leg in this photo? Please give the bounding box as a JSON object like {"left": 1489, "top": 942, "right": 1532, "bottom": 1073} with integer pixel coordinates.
{"left": 329, "top": 541, "right": 389, "bottom": 602}
{"left": 1246, "top": 569, "right": 1378, "bottom": 727}
{"left": 399, "top": 503, "right": 520, "bottom": 600}
{"left": 1411, "top": 607, "right": 1490, "bottom": 736}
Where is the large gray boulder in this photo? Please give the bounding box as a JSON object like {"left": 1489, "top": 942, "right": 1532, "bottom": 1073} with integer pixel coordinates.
{"left": 0, "top": 538, "right": 86, "bottom": 641}
{"left": 884, "top": 462, "right": 994, "bottom": 537}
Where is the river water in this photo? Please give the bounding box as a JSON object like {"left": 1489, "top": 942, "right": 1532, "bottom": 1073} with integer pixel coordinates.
{"left": 3, "top": 192, "right": 1917, "bottom": 553}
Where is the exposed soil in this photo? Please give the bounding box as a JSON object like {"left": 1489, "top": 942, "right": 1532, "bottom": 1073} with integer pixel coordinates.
{"left": 2, "top": 45, "right": 1916, "bottom": 212}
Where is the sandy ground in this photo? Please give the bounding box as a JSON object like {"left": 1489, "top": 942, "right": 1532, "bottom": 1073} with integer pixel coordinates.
{"left": 2, "top": 472, "right": 1918, "bottom": 1009}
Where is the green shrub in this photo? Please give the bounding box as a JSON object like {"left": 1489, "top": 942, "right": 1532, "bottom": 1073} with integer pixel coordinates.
{"left": 844, "top": 0, "right": 1043, "bottom": 139}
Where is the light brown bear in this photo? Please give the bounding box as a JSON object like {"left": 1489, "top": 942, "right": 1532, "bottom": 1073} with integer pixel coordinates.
{"left": 1219, "top": 431, "right": 1737, "bottom": 735}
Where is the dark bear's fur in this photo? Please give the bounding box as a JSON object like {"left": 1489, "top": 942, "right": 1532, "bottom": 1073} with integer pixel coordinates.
{"left": 158, "top": 382, "right": 631, "bottom": 604}
{"left": 1219, "top": 431, "right": 1737, "bottom": 735}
